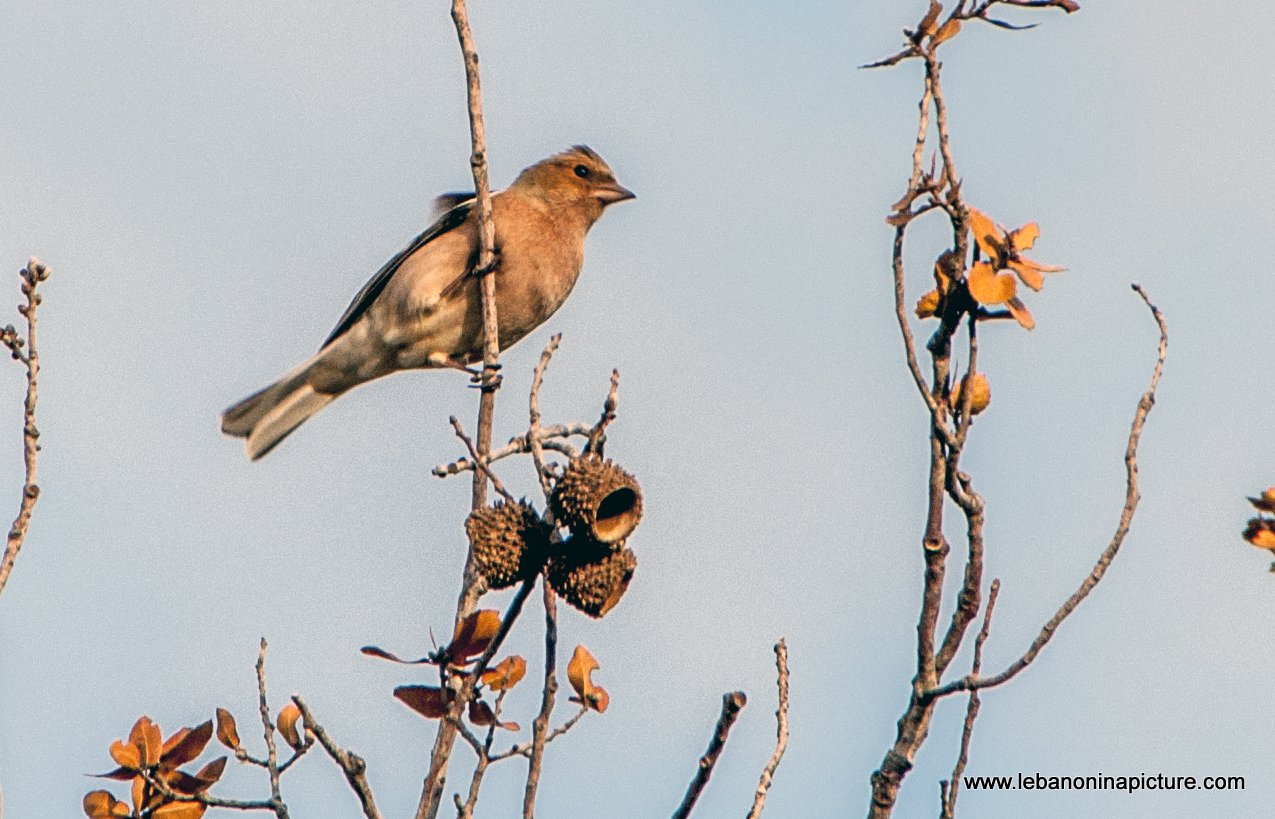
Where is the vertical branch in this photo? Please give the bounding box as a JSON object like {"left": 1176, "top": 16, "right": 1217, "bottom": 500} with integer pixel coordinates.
{"left": 746, "top": 640, "right": 790, "bottom": 819}
{"left": 939, "top": 579, "right": 998, "bottom": 819}
{"left": 451, "top": 0, "right": 501, "bottom": 610}
{"left": 420, "top": 4, "right": 502, "bottom": 816}
{"left": 529, "top": 335, "right": 562, "bottom": 497}
{"left": 0, "top": 257, "right": 46, "bottom": 599}
{"left": 255, "top": 639, "right": 291, "bottom": 819}
{"left": 671, "top": 692, "right": 748, "bottom": 819}
{"left": 522, "top": 581, "right": 559, "bottom": 818}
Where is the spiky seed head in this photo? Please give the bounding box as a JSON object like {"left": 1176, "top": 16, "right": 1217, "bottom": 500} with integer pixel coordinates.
{"left": 550, "top": 455, "right": 643, "bottom": 544}
{"left": 466, "top": 500, "right": 551, "bottom": 589}
{"left": 547, "top": 537, "right": 637, "bottom": 618}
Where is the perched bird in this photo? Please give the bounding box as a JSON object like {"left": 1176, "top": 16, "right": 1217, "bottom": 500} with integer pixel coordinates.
{"left": 221, "top": 145, "right": 634, "bottom": 460}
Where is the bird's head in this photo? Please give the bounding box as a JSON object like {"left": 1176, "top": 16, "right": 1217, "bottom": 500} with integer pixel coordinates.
{"left": 512, "top": 145, "right": 635, "bottom": 224}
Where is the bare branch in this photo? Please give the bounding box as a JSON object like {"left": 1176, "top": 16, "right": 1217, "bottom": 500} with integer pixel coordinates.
{"left": 521, "top": 580, "right": 559, "bottom": 817}
{"left": 939, "top": 579, "right": 999, "bottom": 819}
{"left": 746, "top": 640, "right": 790, "bottom": 819}
{"left": 672, "top": 692, "right": 748, "bottom": 819}
{"left": 421, "top": 2, "right": 504, "bottom": 814}
{"left": 432, "top": 423, "right": 593, "bottom": 478}
{"left": 491, "top": 704, "right": 587, "bottom": 762}
{"left": 255, "top": 639, "right": 291, "bottom": 819}
{"left": 528, "top": 335, "right": 562, "bottom": 497}
{"left": 293, "top": 696, "right": 383, "bottom": 819}
{"left": 927, "top": 285, "right": 1167, "bottom": 701}
{"left": 0, "top": 257, "right": 46, "bottom": 599}
{"left": 584, "top": 369, "right": 620, "bottom": 457}
{"left": 448, "top": 416, "right": 515, "bottom": 504}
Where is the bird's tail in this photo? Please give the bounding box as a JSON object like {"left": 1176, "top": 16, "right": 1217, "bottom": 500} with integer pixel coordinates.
{"left": 221, "top": 356, "right": 336, "bottom": 460}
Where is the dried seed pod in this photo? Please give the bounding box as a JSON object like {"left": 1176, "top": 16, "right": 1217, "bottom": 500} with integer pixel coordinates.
{"left": 547, "top": 538, "right": 637, "bottom": 618}
{"left": 550, "top": 455, "right": 643, "bottom": 544}
{"left": 465, "top": 500, "right": 551, "bottom": 589}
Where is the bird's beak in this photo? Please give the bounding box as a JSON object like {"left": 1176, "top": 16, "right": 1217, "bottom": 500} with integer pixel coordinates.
{"left": 596, "top": 182, "right": 636, "bottom": 205}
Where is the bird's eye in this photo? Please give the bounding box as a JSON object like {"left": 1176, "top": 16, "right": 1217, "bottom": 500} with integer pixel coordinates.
{"left": 573, "top": 164, "right": 591, "bottom": 179}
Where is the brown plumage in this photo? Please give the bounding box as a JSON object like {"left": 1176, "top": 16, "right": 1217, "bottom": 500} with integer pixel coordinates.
{"left": 221, "top": 146, "right": 634, "bottom": 460}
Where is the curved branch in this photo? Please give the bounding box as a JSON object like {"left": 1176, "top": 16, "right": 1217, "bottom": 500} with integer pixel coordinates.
{"left": 927, "top": 284, "right": 1167, "bottom": 701}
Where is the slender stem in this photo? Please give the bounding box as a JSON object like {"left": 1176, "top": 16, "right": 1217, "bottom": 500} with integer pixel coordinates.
{"left": 293, "top": 696, "right": 382, "bottom": 819}
{"left": 420, "top": 3, "right": 502, "bottom": 816}
{"left": 522, "top": 581, "right": 559, "bottom": 818}
{"left": 671, "top": 692, "right": 748, "bottom": 819}
{"left": 0, "top": 257, "right": 45, "bottom": 599}
{"left": 939, "top": 579, "right": 998, "bottom": 819}
{"left": 747, "top": 640, "right": 790, "bottom": 819}
{"left": 255, "top": 639, "right": 290, "bottom": 819}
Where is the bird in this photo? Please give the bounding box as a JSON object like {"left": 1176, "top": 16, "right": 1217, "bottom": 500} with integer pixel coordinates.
{"left": 221, "top": 145, "right": 634, "bottom": 460}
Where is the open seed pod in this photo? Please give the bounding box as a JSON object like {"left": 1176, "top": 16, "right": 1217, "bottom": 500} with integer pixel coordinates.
{"left": 465, "top": 500, "right": 552, "bottom": 590}
{"left": 546, "top": 537, "right": 637, "bottom": 619}
{"left": 550, "top": 455, "right": 643, "bottom": 544}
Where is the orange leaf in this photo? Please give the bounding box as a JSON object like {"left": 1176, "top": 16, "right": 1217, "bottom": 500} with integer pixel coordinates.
{"left": 360, "top": 645, "right": 434, "bottom": 664}
{"left": 130, "top": 774, "right": 147, "bottom": 814}
{"left": 152, "top": 803, "right": 208, "bottom": 819}
{"left": 567, "top": 645, "right": 599, "bottom": 701}
{"left": 1007, "top": 222, "right": 1039, "bottom": 252}
{"left": 966, "top": 208, "right": 1005, "bottom": 262}
{"left": 481, "top": 655, "right": 528, "bottom": 692}
{"left": 128, "top": 716, "right": 163, "bottom": 769}
{"left": 930, "top": 17, "right": 961, "bottom": 45}
{"left": 1244, "top": 519, "right": 1275, "bottom": 549}
{"left": 1006, "top": 259, "right": 1045, "bottom": 291}
{"left": 167, "top": 757, "right": 227, "bottom": 795}
{"left": 394, "top": 685, "right": 449, "bottom": 719}
{"left": 90, "top": 766, "right": 136, "bottom": 782}
{"left": 215, "top": 708, "right": 241, "bottom": 751}
{"left": 1248, "top": 488, "right": 1275, "bottom": 514}
{"left": 83, "top": 790, "right": 130, "bottom": 819}
{"left": 162, "top": 721, "right": 212, "bottom": 770}
{"left": 447, "top": 609, "right": 502, "bottom": 661}
{"left": 915, "top": 289, "right": 940, "bottom": 319}
{"left": 566, "top": 645, "right": 608, "bottom": 711}
{"left": 1015, "top": 254, "right": 1064, "bottom": 273}
{"left": 109, "top": 740, "right": 141, "bottom": 771}
{"left": 1006, "top": 297, "right": 1035, "bottom": 330}
{"left": 277, "top": 703, "right": 304, "bottom": 751}
{"left": 467, "top": 699, "right": 520, "bottom": 731}
{"left": 967, "top": 262, "right": 1017, "bottom": 305}
{"left": 917, "top": 0, "right": 943, "bottom": 37}
{"left": 950, "top": 372, "right": 991, "bottom": 416}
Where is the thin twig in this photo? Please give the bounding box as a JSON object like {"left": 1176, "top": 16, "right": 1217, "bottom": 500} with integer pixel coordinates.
{"left": 926, "top": 285, "right": 1167, "bottom": 701}
{"left": 457, "top": 687, "right": 508, "bottom": 819}
{"left": 293, "top": 696, "right": 383, "bottom": 819}
{"left": 584, "top": 370, "right": 620, "bottom": 457}
{"left": 671, "top": 692, "right": 748, "bottom": 819}
{"left": 940, "top": 579, "right": 999, "bottom": 819}
{"left": 528, "top": 335, "right": 561, "bottom": 497}
{"left": 433, "top": 424, "right": 592, "bottom": 478}
{"left": 521, "top": 580, "right": 559, "bottom": 817}
{"left": 448, "top": 416, "right": 515, "bottom": 503}
{"left": 255, "top": 639, "right": 290, "bottom": 819}
{"left": 0, "top": 257, "right": 46, "bottom": 599}
{"left": 491, "top": 704, "right": 587, "bottom": 762}
{"left": 747, "top": 640, "right": 790, "bottom": 819}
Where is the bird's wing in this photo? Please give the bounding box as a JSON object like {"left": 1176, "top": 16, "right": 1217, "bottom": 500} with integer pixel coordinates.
{"left": 321, "top": 197, "right": 475, "bottom": 349}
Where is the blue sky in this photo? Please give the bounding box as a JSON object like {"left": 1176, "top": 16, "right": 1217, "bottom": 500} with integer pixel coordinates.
{"left": 2, "top": 2, "right": 1274, "bottom": 817}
